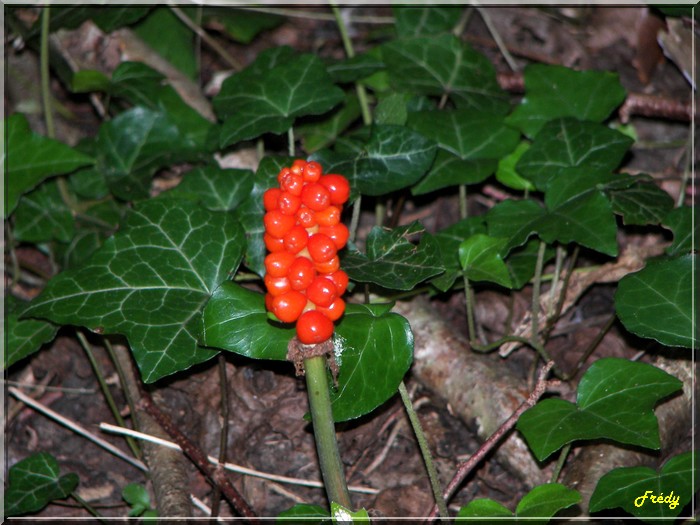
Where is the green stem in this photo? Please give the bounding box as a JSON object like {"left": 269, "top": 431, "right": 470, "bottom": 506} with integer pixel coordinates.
{"left": 40, "top": 6, "right": 54, "bottom": 139}
{"left": 71, "top": 491, "right": 105, "bottom": 521}
{"left": 459, "top": 185, "right": 468, "bottom": 219}
{"left": 530, "top": 241, "right": 547, "bottom": 347}
{"left": 375, "top": 200, "right": 386, "bottom": 227}
{"left": 547, "top": 245, "right": 565, "bottom": 318}
{"left": 550, "top": 443, "right": 571, "bottom": 483}
{"left": 398, "top": 382, "right": 448, "bottom": 518}
{"left": 463, "top": 275, "right": 478, "bottom": 345}
{"left": 76, "top": 331, "right": 141, "bottom": 459}
{"left": 349, "top": 195, "right": 362, "bottom": 243}
{"left": 288, "top": 126, "right": 295, "bottom": 157}
{"left": 304, "top": 355, "right": 351, "bottom": 508}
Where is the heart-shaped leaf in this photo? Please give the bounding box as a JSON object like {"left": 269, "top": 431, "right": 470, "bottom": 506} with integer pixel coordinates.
{"left": 430, "top": 217, "right": 487, "bottom": 291}
{"left": 204, "top": 7, "right": 283, "bottom": 45}
{"left": 331, "top": 303, "right": 413, "bottom": 421}
{"left": 201, "top": 281, "right": 294, "bottom": 361}
{"left": 6, "top": 113, "right": 94, "bottom": 217}
{"left": 407, "top": 109, "right": 520, "bottom": 160}
{"left": 516, "top": 118, "right": 633, "bottom": 190}
{"left": 487, "top": 199, "right": 547, "bottom": 253}
{"left": 458, "top": 483, "right": 581, "bottom": 524}
{"left": 5, "top": 452, "right": 79, "bottom": 517}
{"left": 459, "top": 234, "right": 512, "bottom": 288}
{"left": 341, "top": 222, "right": 445, "bottom": 290}
{"left": 12, "top": 180, "right": 74, "bottom": 243}
{"left": 297, "top": 93, "right": 362, "bottom": 153}
{"left": 326, "top": 53, "right": 385, "bottom": 84}
{"left": 5, "top": 295, "right": 58, "bottom": 369}
{"left": 382, "top": 34, "right": 510, "bottom": 114}
{"left": 393, "top": 6, "right": 463, "bottom": 36}
{"left": 214, "top": 47, "right": 344, "bottom": 147}
{"left": 663, "top": 206, "right": 695, "bottom": 256}
{"left": 615, "top": 254, "right": 695, "bottom": 348}
{"left": 162, "top": 165, "right": 254, "bottom": 212}
{"left": 23, "top": 198, "right": 245, "bottom": 383}
{"left": 412, "top": 150, "right": 495, "bottom": 195}
{"left": 507, "top": 64, "right": 626, "bottom": 137}
{"left": 589, "top": 451, "right": 698, "bottom": 521}
{"left": 517, "top": 358, "right": 683, "bottom": 461}
{"left": 608, "top": 181, "right": 674, "bottom": 225}
{"left": 312, "top": 125, "right": 437, "bottom": 197}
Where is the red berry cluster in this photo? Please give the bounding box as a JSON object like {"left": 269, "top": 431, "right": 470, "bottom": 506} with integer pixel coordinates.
{"left": 263, "top": 159, "right": 351, "bottom": 345}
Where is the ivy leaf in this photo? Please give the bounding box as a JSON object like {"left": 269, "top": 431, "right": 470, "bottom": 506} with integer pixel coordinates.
{"left": 162, "top": 165, "right": 254, "bottom": 212}
{"left": 407, "top": 109, "right": 520, "bottom": 160}
{"left": 487, "top": 199, "right": 547, "bottom": 253}
{"left": 297, "top": 93, "right": 362, "bottom": 153}
{"left": 496, "top": 142, "right": 535, "bottom": 191}
{"left": 205, "top": 7, "right": 283, "bottom": 44}
{"left": 663, "top": 206, "right": 695, "bottom": 256}
{"left": 430, "top": 217, "right": 486, "bottom": 291}
{"left": 458, "top": 483, "right": 581, "bottom": 524}
{"left": 133, "top": 8, "right": 196, "bottom": 79}
{"left": 22, "top": 199, "right": 246, "bottom": 383}
{"left": 608, "top": 181, "right": 674, "bottom": 225}
{"left": 341, "top": 222, "right": 445, "bottom": 290}
{"left": 214, "top": 47, "right": 344, "bottom": 147}
{"left": 201, "top": 281, "right": 294, "bottom": 361}
{"left": 589, "top": 451, "right": 698, "bottom": 521}
{"left": 507, "top": 64, "right": 626, "bottom": 137}
{"left": 311, "top": 125, "right": 436, "bottom": 196}
{"left": 383, "top": 34, "right": 510, "bottom": 114}
{"left": 331, "top": 304, "right": 413, "bottom": 422}
{"left": 6, "top": 113, "right": 94, "bottom": 217}
{"left": 412, "top": 150, "right": 495, "bottom": 196}
{"left": 277, "top": 503, "right": 330, "bottom": 524}
{"left": 326, "top": 53, "right": 385, "bottom": 84}
{"left": 517, "top": 358, "right": 683, "bottom": 461}
{"left": 331, "top": 502, "right": 370, "bottom": 522}
{"left": 506, "top": 239, "right": 556, "bottom": 290}
{"left": 458, "top": 234, "right": 512, "bottom": 288}
{"left": 5, "top": 452, "right": 79, "bottom": 517}
{"left": 5, "top": 295, "right": 58, "bottom": 369}
{"left": 516, "top": 118, "right": 633, "bottom": 190}
{"left": 393, "top": 6, "right": 463, "bottom": 36}
{"left": 615, "top": 255, "right": 695, "bottom": 348}
{"left": 12, "top": 180, "right": 74, "bottom": 243}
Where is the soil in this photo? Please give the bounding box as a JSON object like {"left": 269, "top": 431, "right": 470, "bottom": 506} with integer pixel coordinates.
{"left": 5, "top": 5, "right": 694, "bottom": 520}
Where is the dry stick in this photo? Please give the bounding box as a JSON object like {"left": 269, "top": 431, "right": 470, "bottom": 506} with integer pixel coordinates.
{"left": 424, "top": 361, "right": 556, "bottom": 521}
{"left": 136, "top": 387, "right": 257, "bottom": 520}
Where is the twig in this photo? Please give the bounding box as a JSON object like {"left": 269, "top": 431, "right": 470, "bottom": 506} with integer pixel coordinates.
{"left": 476, "top": 7, "right": 518, "bottom": 72}
{"left": 100, "top": 423, "right": 378, "bottom": 494}
{"left": 8, "top": 387, "right": 147, "bottom": 472}
{"left": 236, "top": 6, "right": 394, "bottom": 24}
{"left": 210, "top": 354, "right": 231, "bottom": 517}
{"left": 137, "top": 389, "right": 258, "bottom": 520}
{"left": 424, "top": 361, "right": 556, "bottom": 520}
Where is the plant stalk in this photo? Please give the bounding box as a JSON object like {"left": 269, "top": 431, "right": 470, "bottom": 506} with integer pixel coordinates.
{"left": 304, "top": 355, "right": 351, "bottom": 508}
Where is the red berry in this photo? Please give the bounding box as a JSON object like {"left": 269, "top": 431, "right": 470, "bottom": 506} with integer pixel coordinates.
{"left": 278, "top": 191, "right": 302, "bottom": 215}
{"left": 290, "top": 159, "right": 307, "bottom": 176}
{"left": 264, "top": 274, "right": 292, "bottom": 296}
{"left": 265, "top": 292, "right": 275, "bottom": 312}
{"left": 263, "top": 188, "right": 281, "bottom": 211}
{"left": 296, "top": 310, "right": 334, "bottom": 344}
{"left": 287, "top": 257, "right": 316, "bottom": 290}
{"left": 314, "top": 205, "right": 341, "bottom": 227}
{"left": 283, "top": 225, "right": 309, "bottom": 254}
{"left": 272, "top": 290, "right": 307, "bottom": 323}
{"left": 316, "top": 297, "right": 345, "bottom": 321}
{"left": 303, "top": 161, "right": 323, "bottom": 182}
{"left": 318, "top": 223, "right": 349, "bottom": 250}
{"left": 264, "top": 210, "right": 295, "bottom": 238}
{"left": 280, "top": 171, "right": 304, "bottom": 196}
{"left": 306, "top": 276, "right": 337, "bottom": 307}
{"left": 264, "top": 233, "right": 286, "bottom": 253}
{"left": 319, "top": 174, "right": 350, "bottom": 205}
{"left": 314, "top": 256, "right": 340, "bottom": 274}
{"left": 326, "top": 270, "right": 349, "bottom": 295}
{"left": 307, "top": 233, "right": 337, "bottom": 263}
{"left": 301, "top": 183, "right": 331, "bottom": 212}
{"left": 296, "top": 206, "right": 317, "bottom": 228}
{"left": 265, "top": 251, "right": 297, "bottom": 278}
{"left": 277, "top": 167, "right": 291, "bottom": 184}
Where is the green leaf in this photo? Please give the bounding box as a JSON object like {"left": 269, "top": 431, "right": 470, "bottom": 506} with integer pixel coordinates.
{"left": 412, "top": 150, "right": 495, "bottom": 196}
{"left": 109, "top": 61, "right": 165, "bottom": 106}
{"left": 487, "top": 199, "right": 547, "bottom": 253}
{"left": 430, "top": 217, "right": 486, "bottom": 291}
{"left": 162, "top": 165, "right": 254, "bottom": 212}
{"left": 663, "top": 206, "right": 695, "bottom": 256}
{"left": 71, "top": 69, "right": 110, "bottom": 93}
{"left": 374, "top": 92, "right": 412, "bottom": 126}
{"left": 277, "top": 503, "right": 330, "bottom": 524}
{"left": 5, "top": 296, "right": 58, "bottom": 369}
{"left": 311, "top": 125, "right": 436, "bottom": 196}
{"left": 45, "top": 7, "right": 151, "bottom": 33}
{"left": 13, "top": 180, "right": 74, "bottom": 243}
{"left": 326, "top": 53, "right": 385, "bottom": 84}
{"left": 207, "top": 7, "right": 283, "bottom": 44}
{"left": 506, "top": 239, "right": 555, "bottom": 290}
{"left": 589, "top": 451, "right": 698, "bottom": 521}
{"left": 235, "top": 156, "right": 295, "bottom": 277}
{"left": 331, "top": 502, "right": 370, "bottom": 522}
{"left": 382, "top": 34, "right": 510, "bottom": 114}
{"left": 458, "top": 234, "right": 512, "bottom": 288}
{"left": 122, "top": 483, "right": 151, "bottom": 508}
{"left": 215, "top": 47, "right": 344, "bottom": 147}
{"left": 201, "top": 281, "right": 294, "bottom": 361}
{"left": 608, "top": 181, "right": 674, "bottom": 225}
{"left": 517, "top": 358, "right": 683, "bottom": 461}
{"left": 341, "top": 222, "right": 445, "bottom": 290}
{"left": 496, "top": 141, "right": 535, "bottom": 191}
{"left": 297, "top": 93, "right": 362, "bottom": 153}
{"left": 22, "top": 199, "right": 245, "bottom": 383}
{"left": 516, "top": 117, "right": 633, "bottom": 190}
{"left": 507, "top": 64, "right": 626, "bottom": 137}
{"left": 407, "top": 109, "right": 520, "bottom": 160}
{"left": 5, "top": 452, "right": 79, "bottom": 517}
{"left": 133, "top": 8, "right": 196, "bottom": 79}
{"left": 393, "top": 6, "right": 464, "bottom": 36}
{"left": 331, "top": 304, "right": 413, "bottom": 421}
{"left": 6, "top": 113, "right": 94, "bottom": 217}
{"left": 95, "top": 106, "right": 206, "bottom": 201}
{"left": 615, "top": 254, "right": 696, "bottom": 348}
{"left": 68, "top": 165, "right": 110, "bottom": 200}
{"left": 458, "top": 483, "right": 581, "bottom": 523}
